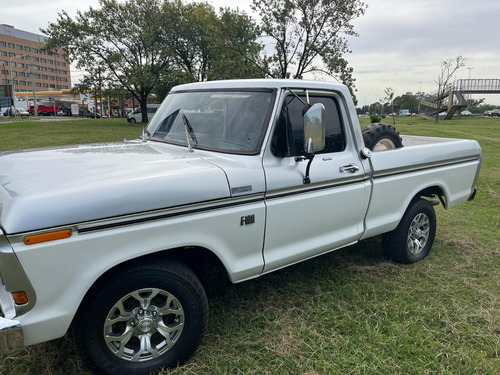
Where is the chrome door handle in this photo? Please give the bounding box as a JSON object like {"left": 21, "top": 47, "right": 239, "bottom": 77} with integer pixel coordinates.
{"left": 339, "top": 163, "right": 359, "bottom": 173}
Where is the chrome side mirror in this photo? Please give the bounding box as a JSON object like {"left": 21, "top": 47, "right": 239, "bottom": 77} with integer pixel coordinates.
{"left": 303, "top": 103, "right": 325, "bottom": 154}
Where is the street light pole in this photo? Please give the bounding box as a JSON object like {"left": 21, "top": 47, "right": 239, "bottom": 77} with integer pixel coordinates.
{"left": 29, "top": 55, "right": 37, "bottom": 117}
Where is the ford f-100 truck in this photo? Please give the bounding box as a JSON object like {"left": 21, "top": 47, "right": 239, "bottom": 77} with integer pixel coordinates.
{"left": 0, "top": 79, "right": 481, "bottom": 374}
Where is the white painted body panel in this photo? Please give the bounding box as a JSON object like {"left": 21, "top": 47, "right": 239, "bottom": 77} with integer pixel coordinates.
{"left": 0, "top": 79, "right": 482, "bottom": 350}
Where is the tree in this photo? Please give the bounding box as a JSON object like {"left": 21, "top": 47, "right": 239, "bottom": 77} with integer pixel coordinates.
{"left": 393, "top": 92, "right": 419, "bottom": 115}
{"left": 434, "top": 55, "right": 466, "bottom": 123}
{"left": 161, "top": 2, "right": 265, "bottom": 83}
{"left": 206, "top": 8, "right": 267, "bottom": 80}
{"left": 252, "top": 0, "right": 366, "bottom": 101}
{"left": 44, "top": 0, "right": 266, "bottom": 122}
{"left": 383, "top": 87, "right": 395, "bottom": 123}
{"left": 43, "top": 0, "right": 173, "bottom": 123}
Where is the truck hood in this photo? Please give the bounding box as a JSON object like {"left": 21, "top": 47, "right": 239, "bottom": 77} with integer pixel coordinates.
{"left": 0, "top": 142, "right": 230, "bottom": 234}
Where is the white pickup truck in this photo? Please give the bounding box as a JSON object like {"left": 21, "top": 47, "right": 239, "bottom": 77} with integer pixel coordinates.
{"left": 0, "top": 79, "right": 481, "bottom": 374}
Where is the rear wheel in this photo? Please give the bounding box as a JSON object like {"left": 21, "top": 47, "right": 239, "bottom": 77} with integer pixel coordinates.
{"left": 362, "top": 123, "right": 403, "bottom": 151}
{"left": 383, "top": 198, "right": 436, "bottom": 264}
{"left": 129, "top": 118, "right": 136, "bottom": 123}
{"left": 74, "top": 261, "right": 208, "bottom": 375}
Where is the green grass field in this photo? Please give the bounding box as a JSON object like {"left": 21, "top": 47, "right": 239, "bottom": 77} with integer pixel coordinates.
{"left": 0, "top": 116, "right": 498, "bottom": 375}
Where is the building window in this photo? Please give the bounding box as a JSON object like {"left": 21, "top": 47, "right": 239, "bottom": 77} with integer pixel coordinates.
{"left": 61, "top": 62, "right": 66, "bottom": 67}
{"left": 16, "top": 45, "right": 23, "bottom": 50}
{"left": 33, "top": 57, "right": 39, "bottom": 62}
{"left": 32, "top": 48, "right": 38, "bottom": 53}
{"left": 8, "top": 52, "right": 15, "bottom": 57}
{"left": 24, "top": 46, "right": 31, "bottom": 52}
{"left": 47, "top": 59, "right": 53, "bottom": 64}
{"left": 0, "top": 51, "right": 6, "bottom": 56}
{"left": 43, "top": 83, "right": 49, "bottom": 88}
{"left": 8, "top": 43, "right": 15, "bottom": 48}
{"left": 48, "top": 68, "right": 54, "bottom": 73}
{"left": 18, "top": 63, "right": 24, "bottom": 68}
{"left": 0, "top": 41, "right": 6, "bottom": 47}
{"left": 40, "top": 58, "right": 46, "bottom": 63}
{"left": 41, "top": 66, "right": 47, "bottom": 71}
{"left": 36, "top": 82, "right": 42, "bottom": 87}
{"left": 42, "top": 74, "right": 48, "bottom": 79}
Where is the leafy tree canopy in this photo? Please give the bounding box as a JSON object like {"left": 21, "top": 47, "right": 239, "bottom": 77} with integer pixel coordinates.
{"left": 43, "top": 0, "right": 265, "bottom": 122}
{"left": 252, "top": 0, "right": 367, "bottom": 102}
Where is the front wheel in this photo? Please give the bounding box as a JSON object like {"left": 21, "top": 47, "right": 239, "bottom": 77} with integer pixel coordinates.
{"left": 73, "top": 261, "right": 208, "bottom": 375}
{"left": 383, "top": 198, "right": 436, "bottom": 264}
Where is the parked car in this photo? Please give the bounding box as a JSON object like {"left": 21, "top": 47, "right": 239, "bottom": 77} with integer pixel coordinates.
{"left": 490, "top": 109, "right": 500, "bottom": 117}
{"left": 127, "top": 104, "right": 160, "bottom": 123}
{"left": 3, "top": 108, "right": 30, "bottom": 117}
{"left": 461, "top": 110, "right": 473, "bottom": 117}
{"left": 86, "top": 112, "right": 101, "bottom": 118}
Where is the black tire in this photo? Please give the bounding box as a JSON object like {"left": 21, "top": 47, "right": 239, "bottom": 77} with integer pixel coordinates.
{"left": 73, "top": 261, "right": 208, "bottom": 375}
{"left": 362, "top": 122, "right": 403, "bottom": 151}
{"left": 383, "top": 198, "right": 436, "bottom": 264}
{"left": 129, "top": 118, "right": 136, "bottom": 123}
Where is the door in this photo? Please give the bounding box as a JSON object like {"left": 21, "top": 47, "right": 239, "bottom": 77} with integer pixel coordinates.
{"left": 262, "top": 91, "right": 370, "bottom": 273}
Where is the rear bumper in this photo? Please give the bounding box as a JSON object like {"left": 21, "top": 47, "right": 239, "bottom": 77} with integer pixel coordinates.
{"left": 0, "top": 317, "right": 23, "bottom": 353}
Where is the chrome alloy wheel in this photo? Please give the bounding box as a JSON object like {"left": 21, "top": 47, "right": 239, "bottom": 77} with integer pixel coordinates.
{"left": 407, "top": 213, "right": 430, "bottom": 255}
{"left": 103, "top": 288, "right": 185, "bottom": 362}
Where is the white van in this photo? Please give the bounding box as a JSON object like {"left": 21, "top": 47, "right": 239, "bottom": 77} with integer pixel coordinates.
{"left": 126, "top": 104, "right": 160, "bottom": 123}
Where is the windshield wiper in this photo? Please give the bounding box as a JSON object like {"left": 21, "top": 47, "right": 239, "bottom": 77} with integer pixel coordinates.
{"left": 142, "top": 126, "right": 151, "bottom": 141}
{"left": 180, "top": 110, "right": 198, "bottom": 153}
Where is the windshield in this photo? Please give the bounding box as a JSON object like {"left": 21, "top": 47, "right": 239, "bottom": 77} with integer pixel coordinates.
{"left": 147, "top": 89, "right": 275, "bottom": 154}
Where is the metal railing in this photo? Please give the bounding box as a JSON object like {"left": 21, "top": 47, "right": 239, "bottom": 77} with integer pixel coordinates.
{"left": 454, "top": 79, "right": 500, "bottom": 93}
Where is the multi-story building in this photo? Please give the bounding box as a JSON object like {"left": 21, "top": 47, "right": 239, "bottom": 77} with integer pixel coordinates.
{"left": 0, "top": 24, "right": 71, "bottom": 93}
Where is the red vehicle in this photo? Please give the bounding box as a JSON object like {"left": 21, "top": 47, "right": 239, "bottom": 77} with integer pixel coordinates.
{"left": 27, "top": 105, "right": 59, "bottom": 116}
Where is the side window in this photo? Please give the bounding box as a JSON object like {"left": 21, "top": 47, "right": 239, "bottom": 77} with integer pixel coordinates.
{"left": 271, "top": 94, "right": 345, "bottom": 157}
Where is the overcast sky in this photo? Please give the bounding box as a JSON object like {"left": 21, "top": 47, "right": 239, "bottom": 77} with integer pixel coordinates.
{"left": 2, "top": 0, "right": 499, "bottom": 105}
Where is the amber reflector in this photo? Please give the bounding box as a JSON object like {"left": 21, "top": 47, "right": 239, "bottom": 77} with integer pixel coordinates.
{"left": 24, "top": 229, "right": 72, "bottom": 245}
{"left": 11, "top": 291, "right": 28, "bottom": 305}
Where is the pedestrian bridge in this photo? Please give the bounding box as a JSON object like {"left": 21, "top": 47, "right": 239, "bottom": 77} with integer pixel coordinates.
{"left": 420, "top": 79, "right": 500, "bottom": 119}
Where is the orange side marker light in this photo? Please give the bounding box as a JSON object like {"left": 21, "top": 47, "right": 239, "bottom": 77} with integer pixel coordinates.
{"left": 24, "top": 229, "right": 72, "bottom": 245}
{"left": 11, "top": 291, "right": 28, "bottom": 305}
